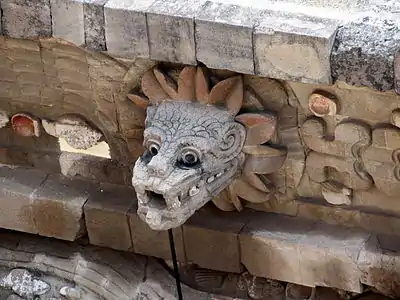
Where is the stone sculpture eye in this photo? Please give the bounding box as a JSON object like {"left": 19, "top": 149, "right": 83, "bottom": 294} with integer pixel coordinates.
{"left": 148, "top": 142, "right": 160, "bottom": 156}
{"left": 180, "top": 149, "right": 199, "bottom": 167}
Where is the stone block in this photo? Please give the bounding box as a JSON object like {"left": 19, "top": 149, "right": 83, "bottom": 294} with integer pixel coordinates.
{"left": 104, "top": 0, "right": 155, "bottom": 58}
{"left": 51, "top": 0, "right": 108, "bottom": 49}
{"left": 299, "top": 224, "right": 366, "bottom": 292}
{"left": 183, "top": 207, "right": 247, "bottom": 273}
{"left": 84, "top": 183, "right": 136, "bottom": 251}
{"left": 128, "top": 206, "right": 186, "bottom": 262}
{"left": 240, "top": 213, "right": 368, "bottom": 292}
{"left": 82, "top": 0, "right": 108, "bottom": 51}
{"left": 331, "top": 16, "right": 400, "bottom": 91}
{"left": 0, "top": 166, "right": 47, "bottom": 234}
{"left": 254, "top": 11, "right": 339, "bottom": 84}
{"left": 195, "top": 1, "right": 260, "bottom": 74}
{"left": 147, "top": 0, "right": 205, "bottom": 64}
{"left": 32, "top": 174, "right": 98, "bottom": 241}
{"left": 240, "top": 213, "right": 315, "bottom": 286}
{"left": 0, "top": 0, "right": 52, "bottom": 38}
{"left": 58, "top": 152, "right": 126, "bottom": 185}
{"left": 50, "top": 0, "right": 85, "bottom": 46}
{"left": 296, "top": 200, "right": 400, "bottom": 237}
{"left": 358, "top": 235, "right": 400, "bottom": 298}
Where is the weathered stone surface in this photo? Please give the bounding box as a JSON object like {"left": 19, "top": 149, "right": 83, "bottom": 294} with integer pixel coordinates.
{"left": 285, "top": 283, "right": 315, "bottom": 300}
{"left": 147, "top": 0, "right": 204, "bottom": 64}
{"left": 42, "top": 115, "right": 103, "bottom": 150}
{"left": 195, "top": 1, "right": 260, "bottom": 74}
{"left": 0, "top": 230, "right": 147, "bottom": 300}
{"left": 84, "top": 183, "right": 135, "bottom": 251}
{"left": 358, "top": 235, "right": 400, "bottom": 298}
{"left": 128, "top": 206, "right": 186, "bottom": 261}
{"left": 0, "top": 166, "right": 47, "bottom": 234}
{"left": 32, "top": 174, "right": 98, "bottom": 241}
{"left": 104, "top": 0, "right": 155, "bottom": 58}
{"left": 50, "top": 0, "right": 85, "bottom": 46}
{"left": 0, "top": 268, "right": 50, "bottom": 299}
{"left": 0, "top": 0, "right": 52, "bottom": 38}
{"left": 395, "top": 49, "right": 400, "bottom": 94}
{"left": 59, "top": 152, "right": 126, "bottom": 185}
{"left": 240, "top": 213, "right": 315, "bottom": 286}
{"left": 82, "top": 0, "right": 108, "bottom": 51}
{"left": 183, "top": 208, "right": 246, "bottom": 273}
{"left": 299, "top": 224, "right": 366, "bottom": 292}
{"left": 254, "top": 11, "right": 338, "bottom": 84}
{"left": 331, "top": 16, "right": 400, "bottom": 91}
{"left": 240, "top": 213, "right": 367, "bottom": 292}
{"left": 139, "top": 258, "right": 210, "bottom": 300}
{"left": 296, "top": 199, "right": 400, "bottom": 237}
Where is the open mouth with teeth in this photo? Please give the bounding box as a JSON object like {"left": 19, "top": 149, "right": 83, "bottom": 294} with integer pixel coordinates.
{"left": 134, "top": 167, "right": 235, "bottom": 230}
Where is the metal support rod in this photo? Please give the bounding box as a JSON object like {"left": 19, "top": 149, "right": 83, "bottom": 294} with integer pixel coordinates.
{"left": 168, "top": 229, "right": 183, "bottom": 300}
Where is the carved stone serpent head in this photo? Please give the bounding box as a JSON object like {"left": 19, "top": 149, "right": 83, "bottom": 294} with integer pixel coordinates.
{"left": 129, "top": 66, "right": 286, "bottom": 230}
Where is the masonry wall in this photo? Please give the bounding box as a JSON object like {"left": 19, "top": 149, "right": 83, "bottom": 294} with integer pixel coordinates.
{"left": 1, "top": 0, "right": 400, "bottom": 298}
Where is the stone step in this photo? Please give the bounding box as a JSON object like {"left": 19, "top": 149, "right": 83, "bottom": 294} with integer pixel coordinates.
{"left": 1, "top": 164, "right": 400, "bottom": 297}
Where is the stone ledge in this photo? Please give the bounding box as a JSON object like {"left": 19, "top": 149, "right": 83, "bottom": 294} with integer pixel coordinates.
{"left": 0, "top": 0, "right": 398, "bottom": 90}
{"left": 0, "top": 165, "right": 98, "bottom": 241}
{"left": 2, "top": 165, "right": 400, "bottom": 296}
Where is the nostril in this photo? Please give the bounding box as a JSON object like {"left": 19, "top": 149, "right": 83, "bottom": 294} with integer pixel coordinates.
{"left": 148, "top": 167, "right": 155, "bottom": 175}
{"left": 147, "top": 166, "right": 167, "bottom": 177}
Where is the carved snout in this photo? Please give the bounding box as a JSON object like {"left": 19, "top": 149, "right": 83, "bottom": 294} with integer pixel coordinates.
{"left": 147, "top": 155, "right": 172, "bottom": 178}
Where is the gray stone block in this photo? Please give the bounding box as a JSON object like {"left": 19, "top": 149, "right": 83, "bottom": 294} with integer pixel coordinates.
{"left": 254, "top": 11, "right": 339, "bottom": 84}
{"left": 146, "top": 0, "right": 205, "bottom": 64}
{"left": 1, "top": 0, "right": 52, "bottom": 38}
{"left": 82, "top": 0, "right": 108, "bottom": 51}
{"left": 331, "top": 16, "right": 400, "bottom": 91}
{"left": 195, "top": 1, "right": 261, "bottom": 74}
{"left": 50, "top": 0, "right": 85, "bottom": 46}
{"left": 104, "top": 0, "right": 155, "bottom": 58}
{"left": 32, "top": 174, "right": 99, "bottom": 241}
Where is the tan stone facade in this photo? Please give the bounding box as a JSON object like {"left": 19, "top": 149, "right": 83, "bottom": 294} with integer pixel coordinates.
{"left": 1, "top": 34, "right": 400, "bottom": 299}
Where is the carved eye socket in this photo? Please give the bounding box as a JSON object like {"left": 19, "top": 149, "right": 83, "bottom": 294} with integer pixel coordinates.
{"left": 179, "top": 149, "right": 200, "bottom": 168}
{"left": 148, "top": 142, "right": 160, "bottom": 156}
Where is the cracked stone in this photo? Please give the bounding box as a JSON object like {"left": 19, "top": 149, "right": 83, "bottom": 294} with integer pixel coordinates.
{"left": 0, "top": 268, "right": 50, "bottom": 299}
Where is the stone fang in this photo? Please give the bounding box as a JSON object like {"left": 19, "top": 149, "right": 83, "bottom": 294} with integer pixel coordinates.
{"left": 189, "top": 186, "right": 200, "bottom": 196}
{"left": 207, "top": 176, "right": 215, "bottom": 183}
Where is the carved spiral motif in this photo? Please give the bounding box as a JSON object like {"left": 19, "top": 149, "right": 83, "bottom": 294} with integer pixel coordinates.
{"left": 220, "top": 133, "right": 236, "bottom": 151}
{"left": 219, "top": 123, "right": 246, "bottom": 162}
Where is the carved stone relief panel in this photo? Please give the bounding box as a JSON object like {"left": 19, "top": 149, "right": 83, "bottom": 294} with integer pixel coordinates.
{"left": 289, "top": 81, "right": 400, "bottom": 214}
{"left": 128, "top": 65, "right": 303, "bottom": 230}
{"left": 127, "top": 64, "right": 400, "bottom": 230}
{"left": 3, "top": 37, "right": 400, "bottom": 233}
